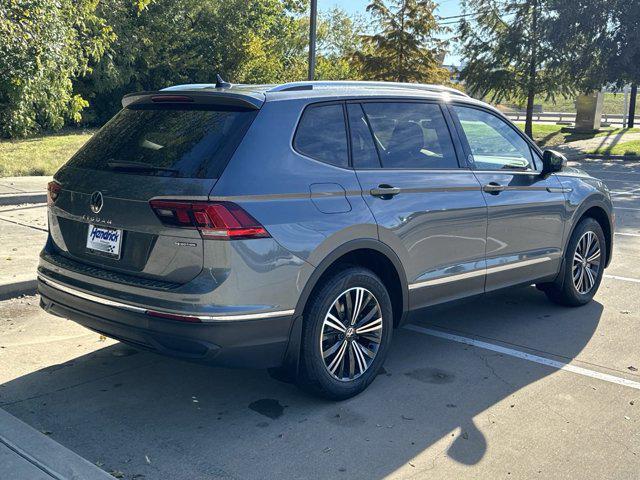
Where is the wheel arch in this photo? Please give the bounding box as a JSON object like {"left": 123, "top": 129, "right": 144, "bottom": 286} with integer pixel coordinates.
{"left": 569, "top": 201, "right": 613, "bottom": 268}
{"left": 272, "top": 239, "right": 409, "bottom": 382}
{"left": 293, "top": 239, "right": 409, "bottom": 325}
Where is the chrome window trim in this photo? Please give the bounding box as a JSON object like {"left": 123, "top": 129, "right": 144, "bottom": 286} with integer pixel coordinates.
{"left": 408, "top": 256, "right": 553, "bottom": 290}
{"left": 38, "top": 276, "right": 294, "bottom": 322}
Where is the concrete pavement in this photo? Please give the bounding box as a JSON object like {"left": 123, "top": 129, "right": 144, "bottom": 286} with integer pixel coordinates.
{"left": 0, "top": 177, "right": 51, "bottom": 206}
{"left": 0, "top": 203, "right": 47, "bottom": 299}
{"left": 0, "top": 408, "right": 113, "bottom": 480}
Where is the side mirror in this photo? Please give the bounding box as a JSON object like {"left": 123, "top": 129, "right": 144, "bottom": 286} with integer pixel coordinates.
{"left": 541, "top": 150, "right": 567, "bottom": 175}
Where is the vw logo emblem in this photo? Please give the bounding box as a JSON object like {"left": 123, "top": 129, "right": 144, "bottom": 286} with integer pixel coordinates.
{"left": 89, "top": 191, "right": 104, "bottom": 214}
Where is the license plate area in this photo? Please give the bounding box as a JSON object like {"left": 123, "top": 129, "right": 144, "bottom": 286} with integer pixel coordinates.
{"left": 86, "top": 224, "right": 123, "bottom": 259}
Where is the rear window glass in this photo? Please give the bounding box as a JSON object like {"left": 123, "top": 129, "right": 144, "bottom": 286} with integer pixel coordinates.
{"left": 65, "top": 105, "right": 257, "bottom": 178}
{"left": 293, "top": 104, "right": 349, "bottom": 167}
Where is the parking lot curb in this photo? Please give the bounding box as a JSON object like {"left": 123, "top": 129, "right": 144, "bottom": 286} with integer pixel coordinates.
{"left": 0, "top": 408, "right": 113, "bottom": 479}
{"left": 0, "top": 277, "right": 37, "bottom": 301}
{"left": 0, "top": 192, "right": 47, "bottom": 206}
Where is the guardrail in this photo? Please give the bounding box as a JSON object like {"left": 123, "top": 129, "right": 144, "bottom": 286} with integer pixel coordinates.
{"left": 504, "top": 111, "right": 640, "bottom": 127}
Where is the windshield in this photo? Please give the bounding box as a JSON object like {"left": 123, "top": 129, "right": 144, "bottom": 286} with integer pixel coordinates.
{"left": 65, "top": 104, "right": 257, "bottom": 178}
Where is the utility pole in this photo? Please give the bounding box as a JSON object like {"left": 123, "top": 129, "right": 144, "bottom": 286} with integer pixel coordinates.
{"left": 629, "top": 83, "right": 637, "bottom": 128}
{"left": 308, "top": 0, "right": 317, "bottom": 81}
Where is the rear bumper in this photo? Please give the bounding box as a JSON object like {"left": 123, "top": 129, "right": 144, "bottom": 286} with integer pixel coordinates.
{"left": 38, "top": 276, "right": 295, "bottom": 368}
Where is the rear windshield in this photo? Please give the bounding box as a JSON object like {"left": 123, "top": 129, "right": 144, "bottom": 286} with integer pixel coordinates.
{"left": 66, "top": 104, "right": 257, "bottom": 178}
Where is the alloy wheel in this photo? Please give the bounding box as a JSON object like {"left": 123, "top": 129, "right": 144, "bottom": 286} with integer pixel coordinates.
{"left": 320, "top": 287, "right": 383, "bottom": 381}
{"left": 572, "top": 231, "right": 601, "bottom": 294}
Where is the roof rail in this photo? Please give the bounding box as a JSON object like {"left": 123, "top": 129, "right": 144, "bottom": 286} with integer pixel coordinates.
{"left": 268, "top": 80, "right": 469, "bottom": 97}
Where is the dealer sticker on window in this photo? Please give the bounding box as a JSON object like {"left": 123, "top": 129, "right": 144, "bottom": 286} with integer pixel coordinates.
{"left": 86, "top": 224, "right": 123, "bottom": 258}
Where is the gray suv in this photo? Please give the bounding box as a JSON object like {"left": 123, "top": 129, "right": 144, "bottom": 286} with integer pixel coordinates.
{"left": 38, "top": 80, "right": 614, "bottom": 399}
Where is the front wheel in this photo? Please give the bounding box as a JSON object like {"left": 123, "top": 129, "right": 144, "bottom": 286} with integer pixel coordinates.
{"left": 541, "top": 217, "right": 606, "bottom": 306}
{"left": 297, "top": 267, "right": 393, "bottom": 400}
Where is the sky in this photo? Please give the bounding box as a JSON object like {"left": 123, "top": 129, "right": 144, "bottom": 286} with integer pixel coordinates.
{"left": 317, "top": 0, "right": 463, "bottom": 65}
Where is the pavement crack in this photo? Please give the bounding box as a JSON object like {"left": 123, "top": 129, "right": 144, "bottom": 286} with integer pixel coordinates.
{"left": 471, "top": 348, "right": 515, "bottom": 388}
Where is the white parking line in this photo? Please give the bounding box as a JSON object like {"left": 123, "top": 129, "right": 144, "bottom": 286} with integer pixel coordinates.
{"left": 404, "top": 324, "right": 640, "bottom": 391}
{"left": 604, "top": 274, "right": 640, "bottom": 284}
{"left": 615, "top": 232, "right": 640, "bottom": 237}
{"left": 615, "top": 206, "right": 640, "bottom": 211}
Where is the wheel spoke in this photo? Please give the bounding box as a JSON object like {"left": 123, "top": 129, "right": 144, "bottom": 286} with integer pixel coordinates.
{"left": 322, "top": 340, "right": 343, "bottom": 359}
{"left": 351, "top": 288, "right": 365, "bottom": 325}
{"left": 352, "top": 341, "right": 367, "bottom": 375}
{"left": 356, "top": 341, "right": 376, "bottom": 358}
{"left": 348, "top": 343, "right": 356, "bottom": 378}
{"left": 356, "top": 317, "right": 383, "bottom": 334}
{"left": 355, "top": 305, "right": 377, "bottom": 329}
{"left": 327, "top": 340, "right": 348, "bottom": 374}
{"left": 586, "top": 250, "right": 600, "bottom": 263}
{"left": 585, "top": 266, "right": 595, "bottom": 290}
{"left": 324, "top": 312, "right": 346, "bottom": 333}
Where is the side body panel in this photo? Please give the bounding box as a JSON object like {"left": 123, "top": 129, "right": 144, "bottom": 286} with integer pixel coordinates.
{"left": 356, "top": 169, "right": 488, "bottom": 309}
{"left": 473, "top": 171, "right": 567, "bottom": 290}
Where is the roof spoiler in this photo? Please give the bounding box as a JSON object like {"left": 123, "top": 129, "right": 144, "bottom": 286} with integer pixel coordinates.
{"left": 121, "top": 90, "right": 263, "bottom": 110}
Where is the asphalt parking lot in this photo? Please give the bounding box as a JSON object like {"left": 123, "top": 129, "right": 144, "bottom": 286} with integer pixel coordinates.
{"left": 1, "top": 158, "right": 639, "bottom": 479}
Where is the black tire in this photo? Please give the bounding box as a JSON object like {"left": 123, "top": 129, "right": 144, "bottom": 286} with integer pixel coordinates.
{"left": 297, "top": 266, "right": 393, "bottom": 400}
{"left": 542, "top": 217, "right": 606, "bottom": 307}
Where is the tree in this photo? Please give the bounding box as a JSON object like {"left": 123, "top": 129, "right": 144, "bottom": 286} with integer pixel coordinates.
{"left": 545, "top": 0, "right": 640, "bottom": 127}
{"left": 0, "top": 0, "right": 114, "bottom": 137}
{"left": 609, "top": 0, "right": 640, "bottom": 127}
{"left": 353, "top": 0, "right": 450, "bottom": 84}
{"left": 458, "top": 0, "right": 572, "bottom": 138}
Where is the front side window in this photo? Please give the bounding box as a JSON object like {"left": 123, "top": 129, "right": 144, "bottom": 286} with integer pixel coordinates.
{"left": 452, "top": 106, "right": 534, "bottom": 171}
{"left": 294, "top": 104, "right": 349, "bottom": 167}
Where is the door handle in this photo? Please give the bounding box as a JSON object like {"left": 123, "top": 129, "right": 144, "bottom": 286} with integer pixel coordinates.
{"left": 370, "top": 185, "right": 401, "bottom": 199}
{"left": 483, "top": 182, "right": 506, "bottom": 195}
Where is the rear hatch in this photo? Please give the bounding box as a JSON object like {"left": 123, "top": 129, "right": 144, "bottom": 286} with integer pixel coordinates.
{"left": 47, "top": 92, "right": 260, "bottom": 285}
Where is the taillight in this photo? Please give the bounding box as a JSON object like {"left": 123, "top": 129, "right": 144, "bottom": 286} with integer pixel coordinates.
{"left": 149, "top": 200, "right": 270, "bottom": 240}
{"left": 47, "top": 181, "right": 61, "bottom": 206}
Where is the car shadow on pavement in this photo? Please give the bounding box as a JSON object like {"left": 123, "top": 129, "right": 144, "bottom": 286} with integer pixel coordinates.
{"left": 0, "top": 286, "right": 603, "bottom": 479}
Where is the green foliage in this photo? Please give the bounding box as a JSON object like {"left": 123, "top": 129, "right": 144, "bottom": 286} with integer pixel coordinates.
{"left": 0, "top": 0, "right": 366, "bottom": 136}
{"left": 459, "top": 0, "right": 573, "bottom": 104}
{"left": 353, "top": 0, "right": 449, "bottom": 83}
{"left": 0, "top": 0, "right": 114, "bottom": 138}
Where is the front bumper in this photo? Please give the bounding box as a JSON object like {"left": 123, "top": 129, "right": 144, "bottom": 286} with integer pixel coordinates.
{"left": 38, "top": 276, "right": 295, "bottom": 368}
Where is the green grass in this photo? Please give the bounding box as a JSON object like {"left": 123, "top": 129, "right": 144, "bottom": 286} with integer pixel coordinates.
{"left": 0, "top": 129, "right": 95, "bottom": 177}
{"left": 587, "top": 139, "right": 640, "bottom": 157}
{"left": 513, "top": 123, "right": 640, "bottom": 148}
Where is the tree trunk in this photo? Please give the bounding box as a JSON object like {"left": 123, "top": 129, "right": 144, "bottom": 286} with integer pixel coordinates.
{"left": 629, "top": 84, "right": 637, "bottom": 128}
{"left": 525, "top": 0, "right": 539, "bottom": 139}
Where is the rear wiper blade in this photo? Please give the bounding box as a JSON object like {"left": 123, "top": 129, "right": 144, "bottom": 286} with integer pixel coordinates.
{"left": 106, "top": 161, "right": 179, "bottom": 174}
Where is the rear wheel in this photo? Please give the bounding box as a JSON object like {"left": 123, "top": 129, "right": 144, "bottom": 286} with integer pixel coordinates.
{"left": 297, "top": 267, "right": 393, "bottom": 400}
{"left": 542, "top": 217, "right": 606, "bottom": 306}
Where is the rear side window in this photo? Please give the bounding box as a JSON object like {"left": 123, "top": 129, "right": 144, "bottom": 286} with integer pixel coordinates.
{"left": 293, "top": 104, "right": 349, "bottom": 167}
{"left": 65, "top": 105, "right": 257, "bottom": 178}
{"left": 361, "top": 102, "right": 458, "bottom": 169}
